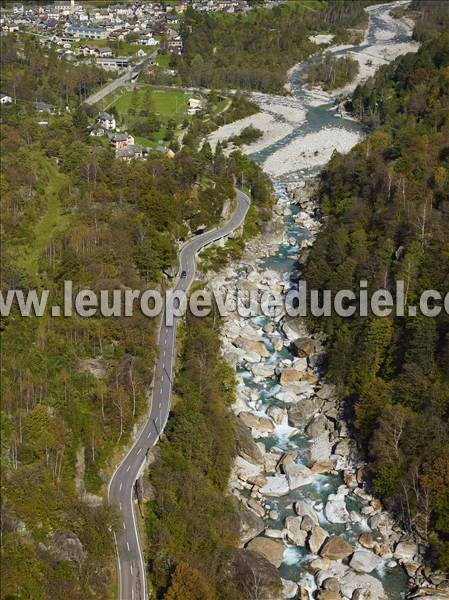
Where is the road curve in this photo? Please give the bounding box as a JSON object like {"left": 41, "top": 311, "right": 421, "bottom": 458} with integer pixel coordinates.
{"left": 108, "top": 189, "right": 251, "bottom": 600}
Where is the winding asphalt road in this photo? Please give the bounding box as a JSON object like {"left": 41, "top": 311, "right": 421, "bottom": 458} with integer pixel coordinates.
{"left": 108, "top": 189, "right": 250, "bottom": 600}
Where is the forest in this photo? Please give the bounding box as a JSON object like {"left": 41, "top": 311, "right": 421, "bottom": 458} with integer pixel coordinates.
{"left": 304, "top": 3, "right": 449, "bottom": 571}
{"left": 1, "top": 36, "right": 107, "bottom": 107}
{"left": 0, "top": 34, "right": 273, "bottom": 598}
{"left": 145, "top": 309, "right": 242, "bottom": 599}
{"left": 175, "top": 0, "right": 370, "bottom": 93}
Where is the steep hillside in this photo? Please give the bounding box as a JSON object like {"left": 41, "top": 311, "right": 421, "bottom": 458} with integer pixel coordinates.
{"left": 304, "top": 10, "right": 449, "bottom": 570}
{"left": 0, "top": 35, "right": 272, "bottom": 598}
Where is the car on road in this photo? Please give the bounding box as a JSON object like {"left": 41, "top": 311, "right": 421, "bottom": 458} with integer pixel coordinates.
{"left": 180, "top": 270, "right": 187, "bottom": 278}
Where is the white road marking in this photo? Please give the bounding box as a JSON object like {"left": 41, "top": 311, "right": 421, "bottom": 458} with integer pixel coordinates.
{"left": 137, "top": 448, "right": 142, "bottom": 455}
{"left": 159, "top": 402, "right": 161, "bottom": 408}
{"left": 130, "top": 564, "right": 133, "bottom": 576}
{"left": 123, "top": 522, "right": 126, "bottom": 530}
{"left": 126, "top": 465, "right": 131, "bottom": 472}
{"left": 119, "top": 503, "right": 122, "bottom": 510}
{"left": 127, "top": 542, "right": 130, "bottom": 551}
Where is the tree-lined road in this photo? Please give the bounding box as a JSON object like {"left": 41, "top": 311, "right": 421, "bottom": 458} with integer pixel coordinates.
{"left": 108, "top": 189, "right": 250, "bottom": 600}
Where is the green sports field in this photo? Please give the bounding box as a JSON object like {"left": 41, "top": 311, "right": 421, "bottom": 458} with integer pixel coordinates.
{"left": 112, "top": 86, "right": 188, "bottom": 123}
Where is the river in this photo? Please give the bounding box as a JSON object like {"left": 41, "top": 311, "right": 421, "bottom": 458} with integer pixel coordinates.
{"left": 210, "top": 2, "right": 421, "bottom": 598}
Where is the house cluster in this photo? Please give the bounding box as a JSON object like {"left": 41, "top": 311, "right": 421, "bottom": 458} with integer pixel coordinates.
{"left": 1, "top": 1, "right": 186, "bottom": 56}
{"left": 1, "top": 0, "right": 277, "bottom": 42}
{"left": 190, "top": 0, "right": 258, "bottom": 13}
{"left": 76, "top": 44, "right": 113, "bottom": 58}
{"left": 110, "top": 132, "right": 145, "bottom": 160}
{"left": 91, "top": 113, "right": 144, "bottom": 160}
{"left": 91, "top": 111, "right": 174, "bottom": 160}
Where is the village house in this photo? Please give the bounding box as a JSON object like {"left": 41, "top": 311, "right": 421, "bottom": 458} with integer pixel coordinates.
{"left": 187, "top": 97, "right": 202, "bottom": 114}
{"left": 116, "top": 144, "right": 144, "bottom": 160}
{"left": 97, "top": 46, "right": 113, "bottom": 57}
{"left": 97, "top": 56, "right": 131, "bottom": 71}
{"left": 54, "top": 0, "right": 76, "bottom": 16}
{"left": 111, "top": 133, "right": 134, "bottom": 150}
{"left": 76, "top": 44, "right": 98, "bottom": 57}
{"left": 33, "top": 101, "right": 56, "bottom": 114}
{"left": 137, "top": 32, "right": 157, "bottom": 46}
{"left": 188, "top": 98, "right": 202, "bottom": 109}
{"left": 67, "top": 25, "right": 108, "bottom": 39}
{"left": 166, "top": 31, "right": 183, "bottom": 55}
{"left": 90, "top": 127, "right": 105, "bottom": 137}
{"left": 96, "top": 111, "right": 116, "bottom": 131}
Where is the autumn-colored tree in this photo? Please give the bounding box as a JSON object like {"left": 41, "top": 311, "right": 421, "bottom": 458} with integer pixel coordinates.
{"left": 164, "top": 562, "right": 212, "bottom": 600}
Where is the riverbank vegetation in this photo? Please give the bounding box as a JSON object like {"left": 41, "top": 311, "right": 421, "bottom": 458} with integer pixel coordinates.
{"left": 198, "top": 149, "right": 274, "bottom": 272}
{"left": 175, "top": 0, "right": 370, "bottom": 93}
{"left": 305, "top": 52, "right": 360, "bottom": 90}
{"left": 229, "top": 124, "right": 263, "bottom": 147}
{"left": 304, "top": 13, "right": 449, "bottom": 570}
{"left": 184, "top": 92, "right": 259, "bottom": 149}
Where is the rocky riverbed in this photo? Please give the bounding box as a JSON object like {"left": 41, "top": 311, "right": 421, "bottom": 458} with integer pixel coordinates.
{"left": 206, "top": 183, "right": 448, "bottom": 600}
{"left": 199, "top": 3, "right": 449, "bottom": 598}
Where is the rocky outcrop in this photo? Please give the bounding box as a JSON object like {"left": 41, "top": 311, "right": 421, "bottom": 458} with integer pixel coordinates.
{"left": 284, "top": 516, "right": 307, "bottom": 546}
{"left": 324, "top": 492, "right": 350, "bottom": 524}
{"left": 282, "top": 579, "right": 299, "bottom": 599}
{"left": 279, "top": 368, "right": 317, "bottom": 386}
{"left": 237, "top": 505, "right": 266, "bottom": 546}
{"left": 260, "top": 475, "right": 290, "bottom": 497}
{"left": 218, "top": 177, "right": 431, "bottom": 599}
{"left": 294, "top": 500, "right": 320, "bottom": 526}
{"left": 247, "top": 536, "right": 285, "bottom": 568}
{"left": 349, "top": 550, "right": 382, "bottom": 573}
{"left": 234, "top": 416, "right": 265, "bottom": 464}
{"left": 310, "top": 434, "right": 333, "bottom": 464}
{"left": 394, "top": 540, "right": 418, "bottom": 562}
{"left": 288, "top": 396, "right": 321, "bottom": 428}
{"left": 308, "top": 525, "right": 328, "bottom": 554}
{"left": 284, "top": 462, "right": 315, "bottom": 490}
{"left": 233, "top": 549, "right": 283, "bottom": 600}
{"left": 358, "top": 532, "right": 376, "bottom": 549}
{"left": 78, "top": 357, "right": 108, "bottom": 379}
{"left": 40, "top": 531, "right": 86, "bottom": 565}
{"left": 339, "top": 571, "right": 386, "bottom": 600}
{"left": 282, "top": 318, "right": 308, "bottom": 342}
{"left": 291, "top": 337, "right": 320, "bottom": 357}
{"left": 234, "top": 336, "right": 270, "bottom": 359}
{"left": 320, "top": 536, "right": 353, "bottom": 560}
{"left": 238, "top": 411, "right": 275, "bottom": 433}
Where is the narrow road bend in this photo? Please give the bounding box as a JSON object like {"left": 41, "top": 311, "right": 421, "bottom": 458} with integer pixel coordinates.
{"left": 108, "top": 189, "right": 251, "bottom": 600}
